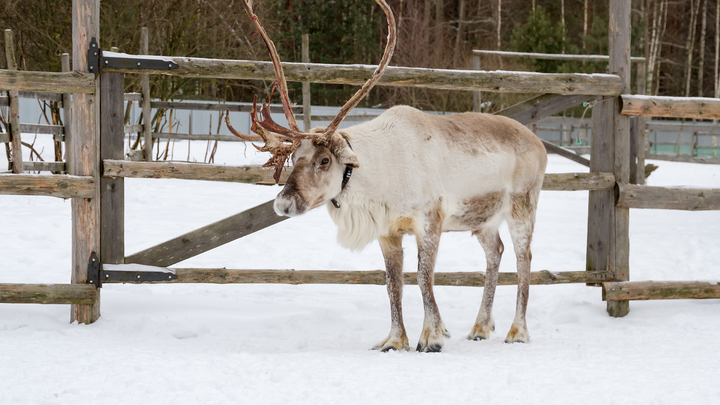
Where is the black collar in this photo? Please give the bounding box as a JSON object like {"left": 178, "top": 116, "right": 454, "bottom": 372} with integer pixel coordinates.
{"left": 330, "top": 165, "right": 353, "bottom": 209}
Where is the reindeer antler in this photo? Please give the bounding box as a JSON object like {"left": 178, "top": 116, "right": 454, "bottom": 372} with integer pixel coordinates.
{"left": 230, "top": 0, "right": 397, "bottom": 183}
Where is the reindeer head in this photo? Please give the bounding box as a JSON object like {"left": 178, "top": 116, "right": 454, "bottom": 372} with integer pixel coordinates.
{"left": 227, "top": 0, "right": 396, "bottom": 216}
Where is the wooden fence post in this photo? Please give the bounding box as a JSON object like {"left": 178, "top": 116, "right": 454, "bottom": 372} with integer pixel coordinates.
{"left": 635, "top": 61, "right": 646, "bottom": 184}
{"left": 472, "top": 53, "right": 481, "bottom": 112}
{"left": 100, "top": 72, "right": 124, "bottom": 266}
{"left": 70, "top": 0, "right": 101, "bottom": 324}
{"left": 302, "top": 34, "right": 311, "bottom": 131}
{"left": 4, "top": 29, "right": 23, "bottom": 173}
{"left": 141, "top": 27, "right": 153, "bottom": 161}
{"left": 61, "top": 53, "right": 73, "bottom": 168}
{"left": 607, "top": 0, "right": 631, "bottom": 317}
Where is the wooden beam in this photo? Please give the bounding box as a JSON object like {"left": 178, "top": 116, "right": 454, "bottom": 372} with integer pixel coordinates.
{"left": 70, "top": 0, "right": 101, "bottom": 324}
{"left": 5, "top": 30, "right": 23, "bottom": 174}
{"left": 0, "top": 174, "right": 94, "bottom": 198}
{"left": 152, "top": 132, "right": 245, "bottom": 143}
{"left": 103, "top": 160, "right": 605, "bottom": 191}
{"left": 541, "top": 141, "right": 591, "bottom": 167}
{"left": 17, "top": 91, "right": 64, "bottom": 103}
{"left": 125, "top": 200, "right": 288, "bottom": 267}
{"left": 603, "top": 281, "right": 720, "bottom": 301}
{"left": 0, "top": 70, "right": 95, "bottom": 93}
{"left": 150, "top": 101, "right": 302, "bottom": 114}
{"left": 141, "top": 27, "right": 152, "bottom": 162}
{"left": 61, "top": 53, "right": 73, "bottom": 169}
{"left": 20, "top": 124, "right": 64, "bottom": 135}
{"left": 616, "top": 183, "right": 720, "bottom": 211}
{"left": 495, "top": 93, "right": 601, "bottom": 126}
{"left": 621, "top": 95, "right": 720, "bottom": 119}
{"left": 0, "top": 284, "right": 98, "bottom": 305}
{"left": 473, "top": 49, "right": 646, "bottom": 63}
{"left": 542, "top": 172, "right": 615, "bottom": 191}
{"left": 607, "top": 0, "right": 632, "bottom": 317}
{"left": 103, "top": 58, "right": 623, "bottom": 96}
{"left": 645, "top": 154, "right": 720, "bottom": 165}
{"left": 105, "top": 268, "right": 614, "bottom": 286}
{"left": 22, "top": 161, "right": 66, "bottom": 172}
{"left": 102, "top": 160, "right": 285, "bottom": 184}
{"left": 100, "top": 72, "right": 125, "bottom": 266}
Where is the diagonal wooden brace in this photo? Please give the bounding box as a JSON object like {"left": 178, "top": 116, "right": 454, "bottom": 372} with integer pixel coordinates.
{"left": 125, "top": 200, "right": 288, "bottom": 267}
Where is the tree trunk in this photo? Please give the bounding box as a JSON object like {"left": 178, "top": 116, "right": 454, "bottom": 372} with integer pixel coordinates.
{"left": 697, "top": 0, "right": 707, "bottom": 97}
{"left": 684, "top": 0, "right": 701, "bottom": 97}
{"left": 496, "top": 0, "right": 502, "bottom": 50}
{"left": 561, "top": 0, "right": 566, "bottom": 53}
{"left": 453, "top": 0, "right": 467, "bottom": 65}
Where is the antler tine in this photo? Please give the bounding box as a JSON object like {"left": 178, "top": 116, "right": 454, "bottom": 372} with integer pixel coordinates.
{"left": 323, "top": 0, "right": 397, "bottom": 136}
{"left": 224, "top": 110, "right": 264, "bottom": 142}
{"left": 240, "top": 0, "right": 301, "bottom": 133}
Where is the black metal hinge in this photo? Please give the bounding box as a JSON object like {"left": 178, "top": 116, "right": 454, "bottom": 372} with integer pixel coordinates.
{"left": 87, "top": 37, "right": 178, "bottom": 77}
{"left": 86, "top": 253, "right": 177, "bottom": 287}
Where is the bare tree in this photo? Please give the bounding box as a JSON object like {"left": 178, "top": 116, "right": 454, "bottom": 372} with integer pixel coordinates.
{"left": 684, "top": 0, "right": 702, "bottom": 97}
{"left": 697, "top": 0, "right": 708, "bottom": 97}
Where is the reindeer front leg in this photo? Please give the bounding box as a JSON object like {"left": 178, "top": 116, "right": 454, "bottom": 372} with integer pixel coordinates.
{"left": 373, "top": 234, "right": 410, "bottom": 352}
{"left": 416, "top": 209, "right": 450, "bottom": 352}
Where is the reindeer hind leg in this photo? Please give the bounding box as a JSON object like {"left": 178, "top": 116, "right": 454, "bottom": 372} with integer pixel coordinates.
{"left": 468, "top": 226, "right": 503, "bottom": 341}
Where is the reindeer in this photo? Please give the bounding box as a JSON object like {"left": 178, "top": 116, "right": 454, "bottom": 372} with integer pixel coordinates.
{"left": 228, "top": 0, "right": 547, "bottom": 352}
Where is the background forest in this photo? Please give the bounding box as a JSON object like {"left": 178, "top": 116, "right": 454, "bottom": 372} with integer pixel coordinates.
{"left": 0, "top": 0, "right": 717, "bottom": 113}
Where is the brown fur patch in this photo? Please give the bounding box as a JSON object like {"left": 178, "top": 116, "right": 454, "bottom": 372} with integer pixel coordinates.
{"left": 454, "top": 191, "right": 505, "bottom": 228}
{"left": 390, "top": 217, "right": 414, "bottom": 236}
{"left": 511, "top": 192, "right": 535, "bottom": 221}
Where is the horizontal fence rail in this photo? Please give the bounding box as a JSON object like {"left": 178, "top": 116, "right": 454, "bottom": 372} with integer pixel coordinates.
{"left": 0, "top": 70, "right": 95, "bottom": 93}
{"left": 104, "top": 268, "right": 615, "bottom": 286}
{"left": 473, "top": 50, "right": 646, "bottom": 63}
{"left": 603, "top": 281, "right": 720, "bottom": 301}
{"left": 0, "top": 284, "right": 98, "bottom": 305}
{"left": 621, "top": 95, "right": 720, "bottom": 119}
{"left": 102, "top": 160, "right": 615, "bottom": 191}
{"left": 616, "top": 183, "right": 720, "bottom": 211}
{"left": 102, "top": 56, "right": 624, "bottom": 96}
{"left": 0, "top": 174, "right": 95, "bottom": 198}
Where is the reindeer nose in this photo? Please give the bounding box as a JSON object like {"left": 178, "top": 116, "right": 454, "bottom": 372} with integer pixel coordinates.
{"left": 274, "top": 196, "right": 296, "bottom": 217}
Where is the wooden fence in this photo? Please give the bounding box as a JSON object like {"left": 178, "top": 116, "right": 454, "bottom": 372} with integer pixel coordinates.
{"left": 1, "top": 0, "right": 719, "bottom": 324}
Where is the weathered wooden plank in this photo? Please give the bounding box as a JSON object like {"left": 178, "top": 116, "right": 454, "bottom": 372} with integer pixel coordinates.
{"left": 125, "top": 200, "right": 288, "bottom": 267}
{"left": 5, "top": 30, "right": 23, "bottom": 174}
{"left": 495, "top": 94, "right": 601, "bottom": 126}
{"left": 0, "top": 70, "right": 95, "bottom": 93}
{"left": 20, "top": 124, "right": 64, "bottom": 135}
{"left": 616, "top": 183, "right": 720, "bottom": 210}
{"left": 61, "top": 53, "right": 73, "bottom": 168}
{"left": 124, "top": 92, "right": 142, "bottom": 102}
{"left": 473, "top": 49, "right": 646, "bottom": 63}
{"left": 104, "top": 58, "right": 623, "bottom": 96}
{"left": 110, "top": 269, "right": 614, "bottom": 286}
{"left": 102, "top": 160, "right": 285, "bottom": 184}
{"left": 0, "top": 284, "right": 98, "bottom": 305}
{"left": 123, "top": 124, "right": 142, "bottom": 133}
{"left": 17, "top": 91, "right": 64, "bottom": 103}
{"left": 153, "top": 132, "right": 245, "bottom": 142}
{"left": 100, "top": 72, "right": 125, "bottom": 266}
{"left": 70, "top": 0, "right": 101, "bottom": 324}
{"left": 150, "top": 101, "right": 302, "bottom": 114}
{"left": 1, "top": 132, "right": 8, "bottom": 143}
{"left": 646, "top": 121, "right": 720, "bottom": 133}
{"left": 603, "top": 281, "right": 720, "bottom": 301}
{"left": 541, "top": 141, "right": 591, "bottom": 167}
{"left": 542, "top": 173, "right": 615, "bottom": 191}
{"left": 621, "top": 95, "right": 720, "bottom": 119}
{"left": 22, "top": 161, "right": 66, "bottom": 172}
{"left": 141, "top": 27, "right": 152, "bottom": 162}
{"left": 607, "top": 0, "right": 632, "bottom": 317}
{"left": 0, "top": 174, "right": 94, "bottom": 198}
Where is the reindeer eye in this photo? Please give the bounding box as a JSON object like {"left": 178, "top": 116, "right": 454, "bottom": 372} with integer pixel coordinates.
{"left": 321, "top": 157, "right": 330, "bottom": 165}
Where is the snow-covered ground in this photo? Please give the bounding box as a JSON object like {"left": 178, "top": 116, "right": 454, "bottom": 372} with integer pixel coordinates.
{"left": 1, "top": 138, "right": 720, "bottom": 404}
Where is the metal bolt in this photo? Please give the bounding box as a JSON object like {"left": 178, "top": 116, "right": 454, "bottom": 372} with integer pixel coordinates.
{"left": 137, "top": 274, "right": 141, "bottom": 279}
{"left": 92, "top": 43, "right": 96, "bottom": 48}
{"left": 168, "top": 275, "right": 172, "bottom": 279}
{"left": 93, "top": 52, "right": 97, "bottom": 56}
{"left": 104, "top": 60, "right": 109, "bottom": 65}
{"left": 89, "top": 66, "right": 93, "bottom": 71}
{"left": 105, "top": 274, "right": 109, "bottom": 278}
{"left": 137, "top": 62, "right": 141, "bottom": 67}
{"left": 169, "top": 63, "right": 173, "bottom": 68}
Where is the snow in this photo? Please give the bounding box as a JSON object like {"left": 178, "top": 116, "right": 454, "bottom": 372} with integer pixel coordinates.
{"left": 2, "top": 138, "right": 720, "bottom": 404}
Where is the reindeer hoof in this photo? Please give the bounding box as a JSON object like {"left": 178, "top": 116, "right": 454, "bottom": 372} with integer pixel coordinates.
{"left": 416, "top": 342, "right": 443, "bottom": 352}
{"left": 372, "top": 335, "right": 409, "bottom": 352}
{"left": 504, "top": 323, "right": 529, "bottom": 344}
{"left": 416, "top": 325, "right": 446, "bottom": 352}
{"left": 467, "top": 321, "right": 494, "bottom": 341}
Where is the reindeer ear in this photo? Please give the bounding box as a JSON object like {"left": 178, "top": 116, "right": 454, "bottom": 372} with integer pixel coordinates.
{"left": 329, "top": 132, "right": 359, "bottom": 168}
